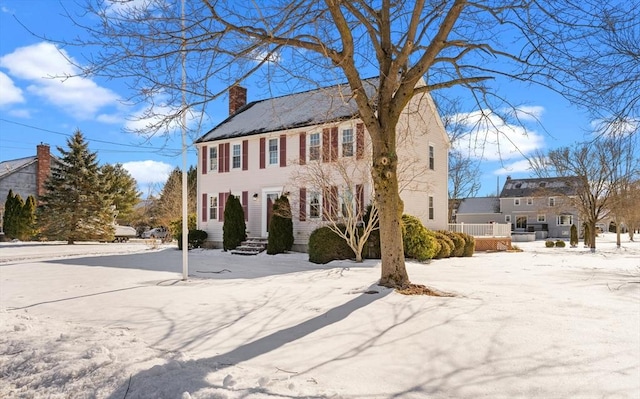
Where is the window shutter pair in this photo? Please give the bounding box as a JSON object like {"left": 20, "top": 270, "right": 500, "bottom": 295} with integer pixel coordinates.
{"left": 260, "top": 136, "right": 287, "bottom": 169}
{"left": 218, "top": 143, "right": 230, "bottom": 173}
{"left": 322, "top": 127, "right": 339, "bottom": 162}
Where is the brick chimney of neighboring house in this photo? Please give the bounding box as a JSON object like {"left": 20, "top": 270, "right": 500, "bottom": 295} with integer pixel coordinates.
{"left": 229, "top": 85, "right": 247, "bottom": 115}
{"left": 36, "top": 143, "right": 51, "bottom": 200}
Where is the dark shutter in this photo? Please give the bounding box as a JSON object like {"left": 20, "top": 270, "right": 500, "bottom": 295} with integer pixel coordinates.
{"left": 218, "top": 192, "right": 225, "bottom": 222}
{"left": 224, "top": 143, "right": 230, "bottom": 172}
{"left": 331, "top": 127, "right": 338, "bottom": 161}
{"left": 242, "top": 191, "right": 248, "bottom": 221}
{"left": 356, "top": 123, "right": 365, "bottom": 160}
{"left": 202, "top": 146, "right": 208, "bottom": 175}
{"left": 242, "top": 140, "right": 248, "bottom": 171}
{"left": 280, "top": 135, "right": 287, "bottom": 167}
{"left": 299, "top": 132, "right": 306, "bottom": 165}
{"left": 259, "top": 137, "right": 266, "bottom": 169}
{"left": 218, "top": 143, "right": 224, "bottom": 173}
{"left": 299, "top": 187, "right": 306, "bottom": 221}
{"left": 202, "top": 193, "right": 208, "bottom": 222}
{"left": 322, "top": 128, "right": 330, "bottom": 162}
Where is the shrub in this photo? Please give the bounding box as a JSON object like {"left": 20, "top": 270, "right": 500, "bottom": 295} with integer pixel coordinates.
{"left": 222, "top": 194, "right": 246, "bottom": 251}
{"left": 177, "top": 229, "right": 208, "bottom": 250}
{"left": 439, "top": 230, "right": 465, "bottom": 257}
{"left": 401, "top": 215, "right": 440, "bottom": 261}
{"left": 432, "top": 231, "right": 453, "bottom": 259}
{"left": 555, "top": 240, "right": 566, "bottom": 248}
{"left": 308, "top": 225, "right": 355, "bottom": 264}
{"left": 460, "top": 233, "right": 475, "bottom": 257}
{"left": 545, "top": 240, "right": 555, "bottom": 248}
{"left": 570, "top": 224, "right": 578, "bottom": 247}
{"left": 267, "top": 195, "right": 294, "bottom": 255}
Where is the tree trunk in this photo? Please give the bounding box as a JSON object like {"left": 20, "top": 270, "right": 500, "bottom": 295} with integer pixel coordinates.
{"left": 589, "top": 220, "right": 597, "bottom": 253}
{"left": 615, "top": 216, "right": 621, "bottom": 248}
{"left": 371, "top": 140, "right": 409, "bottom": 288}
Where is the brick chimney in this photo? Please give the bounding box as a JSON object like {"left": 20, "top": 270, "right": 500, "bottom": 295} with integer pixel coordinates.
{"left": 36, "top": 143, "right": 51, "bottom": 199}
{"left": 229, "top": 85, "right": 247, "bottom": 115}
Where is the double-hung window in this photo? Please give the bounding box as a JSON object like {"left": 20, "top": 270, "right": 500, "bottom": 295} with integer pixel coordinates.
{"left": 268, "top": 138, "right": 278, "bottom": 165}
{"left": 309, "top": 133, "right": 321, "bottom": 161}
{"left": 429, "top": 145, "right": 435, "bottom": 170}
{"left": 209, "top": 196, "right": 218, "bottom": 220}
{"left": 209, "top": 147, "right": 218, "bottom": 171}
{"left": 309, "top": 192, "right": 321, "bottom": 218}
{"left": 428, "top": 196, "right": 434, "bottom": 220}
{"left": 557, "top": 215, "right": 573, "bottom": 225}
{"left": 232, "top": 143, "right": 241, "bottom": 169}
{"left": 342, "top": 129, "right": 354, "bottom": 157}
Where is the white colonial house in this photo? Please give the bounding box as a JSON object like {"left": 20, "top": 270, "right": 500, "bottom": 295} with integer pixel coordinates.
{"left": 195, "top": 79, "right": 450, "bottom": 251}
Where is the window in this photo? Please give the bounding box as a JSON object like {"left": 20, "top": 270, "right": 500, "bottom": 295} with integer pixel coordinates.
{"left": 557, "top": 215, "right": 573, "bottom": 225}
{"left": 526, "top": 198, "right": 533, "bottom": 205}
{"left": 268, "top": 138, "right": 278, "bottom": 165}
{"left": 209, "top": 196, "right": 218, "bottom": 220}
{"left": 342, "top": 129, "right": 354, "bottom": 157}
{"left": 537, "top": 214, "right": 546, "bottom": 222}
{"left": 516, "top": 216, "right": 527, "bottom": 229}
{"left": 341, "top": 188, "right": 354, "bottom": 217}
{"left": 309, "top": 192, "right": 320, "bottom": 218}
{"left": 428, "top": 196, "right": 434, "bottom": 220}
{"left": 548, "top": 197, "right": 556, "bottom": 207}
{"left": 514, "top": 198, "right": 521, "bottom": 206}
{"left": 209, "top": 147, "right": 217, "bottom": 171}
{"left": 429, "top": 145, "right": 435, "bottom": 170}
{"left": 505, "top": 215, "right": 511, "bottom": 223}
{"left": 232, "top": 143, "right": 241, "bottom": 169}
{"left": 309, "top": 133, "right": 321, "bottom": 161}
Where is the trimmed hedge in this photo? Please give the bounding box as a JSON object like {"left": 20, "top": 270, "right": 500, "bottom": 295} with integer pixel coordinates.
{"left": 176, "top": 229, "right": 208, "bottom": 250}
{"left": 308, "top": 225, "right": 355, "bottom": 264}
{"left": 432, "top": 231, "right": 453, "bottom": 259}
{"left": 401, "top": 215, "right": 440, "bottom": 261}
{"left": 267, "top": 195, "right": 294, "bottom": 255}
{"left": 460, "top": 233, "right": 475, "bottom": 257}
{"left": 439, "top": 230, "right": 466, "bottom": 257}
{"left": 555, "top": 240, "right": 566, "bottom": 248}
{"left": 545, "top": 240, "right": 555, "bottom": 248}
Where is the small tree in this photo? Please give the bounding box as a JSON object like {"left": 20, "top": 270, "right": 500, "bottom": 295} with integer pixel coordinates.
{"left": 19, "top": 195, "right": 37, "bottom": 241}
{"left": 2, "top": 190, "right": 20, "bottom": 239}
{"left": 570, "top": 224, "right": 578, "bottom": 248}
{"left": 583, "top": 223, "right": 591, "bottom": 248}
{"left": 267, "top": 195, "right": 294, "bottom": 255}
{"left": 222, "top": 193, "right": 246, "bottom": 251}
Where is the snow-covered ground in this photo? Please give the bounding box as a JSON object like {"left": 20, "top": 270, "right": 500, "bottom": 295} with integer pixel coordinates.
{"left": 1, "top": 234, "right": 638, "bottom": 398}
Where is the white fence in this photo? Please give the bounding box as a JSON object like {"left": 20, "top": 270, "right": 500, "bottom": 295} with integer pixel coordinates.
{"left": 448, "top": 223, "right": 511, "bottom": 237}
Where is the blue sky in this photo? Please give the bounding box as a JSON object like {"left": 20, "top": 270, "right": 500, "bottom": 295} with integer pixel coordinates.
{"left": 0, "top": 0, "right": 599, "bottom": 197}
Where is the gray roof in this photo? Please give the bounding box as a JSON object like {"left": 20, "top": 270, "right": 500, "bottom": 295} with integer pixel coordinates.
{"left": 457, "top": 197, "right": 500, "bottom": 214}
{"left": 499, "top": 176, "right": 581, "bottom": 198}
{"left": 0, "top": 156, "right": 36, "bottom": 179}
{"left": 197, "top": 79, "right": 379, "bottom": 143}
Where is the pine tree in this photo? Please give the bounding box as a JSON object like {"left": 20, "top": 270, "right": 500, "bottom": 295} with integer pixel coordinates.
{"left": 3, "top": 190, "right": 20, "bottom": 239}
{"left": 267, "top": 195, "right": 294, "bottom": 254}
{"left": 37, "top": 130, "right": 115, "bottom": 244}
{"left": 222, "top": 193, "right": 246, "bottom": 251}
{"left": 101, "top": 163, "right": 141, "bottom": 223}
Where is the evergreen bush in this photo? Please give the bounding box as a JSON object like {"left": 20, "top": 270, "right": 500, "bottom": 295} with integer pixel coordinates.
{"left": 267, "top": 195, "right": 294, "bottom": 254}
{"left": 433, "top": 231, "right": 453, "bottom": 259}
{"left": 545, "top": 240, "right": 555, "bottom": 248}
{"left": 570, "top": 224, "right": 578, "bottom": 247}
{"left": 308, "top": 225, "right": 355, "bottom": 264}
{"left": 439, "top": 230, "right": 465, "bottom": 257}
{"left": 222, "top": 194, "right": 246, "bottom": 251}
{"left": 555, "top": 240, "right": 566, "bottom": 248}
{"left": 401, "top": 215, "right": 440, "bottom": 261}
{"left": 460, "top": 233, "right": 475, "bottom": 257}
{"left": 177, "top": 229, "right": 208, "bottom": 250}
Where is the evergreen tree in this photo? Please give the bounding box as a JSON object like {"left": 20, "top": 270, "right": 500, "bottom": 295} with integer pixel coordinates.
{"left": 267, "top": 195, "right": 294, "bottom": 254}
{"left": 222, "top": 193, "right": 246, "bottom": 251}
{"left": 570, "top": 224, "right": 578, "bottom": 248}
{"left": 101, "top": 163, "right": 141, "bottom": 223}
{"left": 3, "top": 190, "right": 20, "bottom": 239}
{"left": 37, "top": 130, "right": 115, "bottom": 244}
{"left": 17, "top": 195, "right": 37, "bottom": 241}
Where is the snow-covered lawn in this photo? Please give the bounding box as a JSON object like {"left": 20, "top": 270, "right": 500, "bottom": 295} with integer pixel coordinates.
{"left": 1, "top": 234, "right": 639, "bottom": 398}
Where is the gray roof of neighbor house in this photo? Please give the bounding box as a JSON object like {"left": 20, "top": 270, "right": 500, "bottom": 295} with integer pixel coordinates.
{"left": 456, "top": 197, "right": 501, "bottom": 214}
{"left": 196, "top": 79, "right": 380, "bottom": 143}
{"left": 499, "top": 176, "right": 581, "bottom": 198}
{"left": 0, "top": 156, "right": 37, "bottom": 179}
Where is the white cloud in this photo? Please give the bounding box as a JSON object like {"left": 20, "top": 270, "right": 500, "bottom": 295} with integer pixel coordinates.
{"left": 591, "top": 117, "right": 638, "bottom": 137}
{"left": 125, "top": 103, "right": 204, "bottom": 135}
{"left": 493, "top": 159, "right": 533, "bottom": 175}
{"left": 96, "top": 113, "right": 125, "bottom": 124}
{"left": 450, "top": 108, "right": 545, "bottom": 161}
{"left": 8, "top": 109, "right": 31, "bottom": 118}
{"left": 514, "top": 106, "right": 544, "bottom": 122}
{"left": 122, "top": 160, "right": 173, "bottom": 185}
{"left": 0, "top": 42, "right": 120, "bottom": 118}
{"left": 0, "top": 71, "right": 24, "bottom": 106}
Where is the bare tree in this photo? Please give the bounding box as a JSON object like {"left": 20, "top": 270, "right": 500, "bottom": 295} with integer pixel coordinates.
{"left": 291, "top": 154, "right": 378, "bottom": 263}
{"left": 57, "top": 1, "right": 635, "bottom": 288}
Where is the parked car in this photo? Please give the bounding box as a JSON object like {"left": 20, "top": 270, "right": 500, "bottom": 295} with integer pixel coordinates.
{"left": 141, "top": 227, "right": 168, "bottom": 239}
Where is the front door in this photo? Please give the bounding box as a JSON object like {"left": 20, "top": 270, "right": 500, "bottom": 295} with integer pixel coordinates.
{"left": 262, "top": 189, "right": 281, "bottom": 237}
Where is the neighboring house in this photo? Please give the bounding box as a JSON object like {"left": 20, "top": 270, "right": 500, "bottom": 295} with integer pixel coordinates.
{"left": 500, "top": 176, "right": 581, "bottom": 238}
{"left": 0, "top": 144, "right": 57, "bottom": 233}
{"left": 455, "top": 197, "right": 501, "bottom": 224}
{"left": 195, "top": 79, "right": 450, "bottom": 251}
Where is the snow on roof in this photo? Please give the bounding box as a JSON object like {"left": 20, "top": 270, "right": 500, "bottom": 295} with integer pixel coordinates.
{"left": 0, "top": 156, "right": 36, "bottom": 179}
{"left": 499, "top": 176, "right": 581, "bottom": 198}
{"left": 197, "top": 79, "right": 380, "bottom": 143}
{"left": 457, "top": 197, "right": 501, "bottom": 214}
